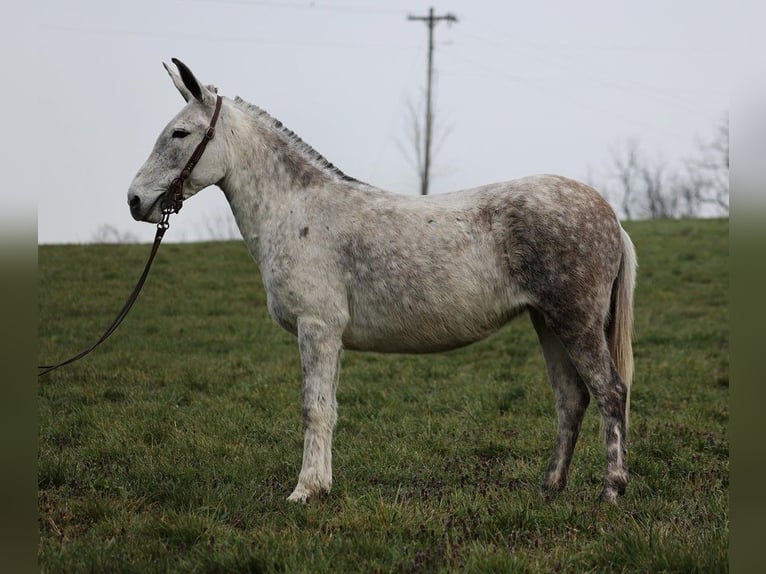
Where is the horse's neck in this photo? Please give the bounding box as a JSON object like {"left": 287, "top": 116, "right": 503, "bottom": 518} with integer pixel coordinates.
{"left": 218, "top": 100, "right": 341, "bottom": 245}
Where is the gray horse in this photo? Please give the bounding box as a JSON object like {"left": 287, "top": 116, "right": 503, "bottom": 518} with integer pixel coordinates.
{"left": 129, "top": 59, "right": 637, "bottom": 503}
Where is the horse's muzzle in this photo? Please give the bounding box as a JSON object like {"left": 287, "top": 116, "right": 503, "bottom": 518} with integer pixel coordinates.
{"left": 127, "top": 191, "right": 163, "bottom": 223}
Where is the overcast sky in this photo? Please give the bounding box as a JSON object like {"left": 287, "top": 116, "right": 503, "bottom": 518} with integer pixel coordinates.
{"left": 17, "top": 0, "right": 727, "bottom": 243}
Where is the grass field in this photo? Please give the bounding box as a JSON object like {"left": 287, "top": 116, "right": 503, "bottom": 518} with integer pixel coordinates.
{"left": 38, "top": 217, "right": 729, "bottom": 573}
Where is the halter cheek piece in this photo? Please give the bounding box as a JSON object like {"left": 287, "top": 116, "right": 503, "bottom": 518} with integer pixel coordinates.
{"left": 38, "top": 95, "right": 223, "bottom": 376}
{"left": 160, "top": 94, "right": 223, "bottom": 223}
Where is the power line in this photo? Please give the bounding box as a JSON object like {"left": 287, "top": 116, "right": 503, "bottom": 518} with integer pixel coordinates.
{"left": 442, "top": 50, "right": 691, "bottom": 142}
{"left": 191, "top": 0, "right": 404, "bottom": 16}
{"left": 407, "top": 7, "right": 457, "bottom": 195}
{"left": 46, "top": 23, "right": 416, "bottom": 49}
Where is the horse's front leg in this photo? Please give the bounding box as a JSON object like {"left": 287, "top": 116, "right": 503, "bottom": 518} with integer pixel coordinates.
{"left": 287, "top": 317, "right": 343, "bottom": 502}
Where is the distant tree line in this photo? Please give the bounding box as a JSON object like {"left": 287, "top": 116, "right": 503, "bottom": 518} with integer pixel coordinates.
{"left": 596, "top": 116, "right": 729, "bottom": 220}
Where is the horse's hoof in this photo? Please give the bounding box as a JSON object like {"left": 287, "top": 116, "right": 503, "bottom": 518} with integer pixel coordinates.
{"left": 598, "top": 487, "right": 620, "bottom": 503}
{"left": 287, "top": 487, "right": 310, "bottom": 503}
{"left": 541, "top": 474, "right": 567, "bottom": 494}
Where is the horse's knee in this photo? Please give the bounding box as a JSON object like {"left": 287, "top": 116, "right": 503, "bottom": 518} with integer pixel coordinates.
{"left": 302, "top": 402, "right": 336, "bottom": 432}
{"left": 557, "top": 384, "right": 589, "bottom": 418}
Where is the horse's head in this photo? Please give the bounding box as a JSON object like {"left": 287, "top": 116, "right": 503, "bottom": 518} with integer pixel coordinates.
{"left": 128, "top": 59, "right": 226, "bottom": 223}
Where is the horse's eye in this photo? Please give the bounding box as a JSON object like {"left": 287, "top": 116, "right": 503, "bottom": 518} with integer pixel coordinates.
{"left": 172, "top": 129, "right": 189, "bottom": 139}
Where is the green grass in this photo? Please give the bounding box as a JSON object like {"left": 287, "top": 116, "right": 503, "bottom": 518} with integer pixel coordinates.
{"left": 38, "top": 218, "right": 728, "bottom": 573}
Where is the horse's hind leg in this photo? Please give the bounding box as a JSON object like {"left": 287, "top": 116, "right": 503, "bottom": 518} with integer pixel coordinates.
{"left": 552, "top": 321, "right": 629, "bottom": 502}
{"left": 530, "top": 309, "right": 590, "bottom": 493}
{"left": 287, "top": 317, "right": 343, "bottom": 503}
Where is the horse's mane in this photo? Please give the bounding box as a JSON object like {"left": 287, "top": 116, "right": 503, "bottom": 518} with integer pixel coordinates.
{"left": 232, "top": 96, "right": 357, "bottom": 183}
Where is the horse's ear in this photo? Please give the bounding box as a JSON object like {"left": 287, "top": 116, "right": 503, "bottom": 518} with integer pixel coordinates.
{"left": 163, "top": 61, "right": 192, "bottom": 102}
{"left": 167, "top": 58, "right": 217, "bottom": 106}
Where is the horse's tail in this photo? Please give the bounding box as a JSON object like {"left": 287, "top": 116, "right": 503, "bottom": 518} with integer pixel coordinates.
{"left": 607, "top": 226, "right": 637, "bottom": 430}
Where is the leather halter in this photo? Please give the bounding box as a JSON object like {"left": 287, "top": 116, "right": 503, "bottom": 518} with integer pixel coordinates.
{"left": 38, "top": 95, "right": 223, "bottom": 376}
{"left": 161, "top": 94, "right": 223, "bottom": 218}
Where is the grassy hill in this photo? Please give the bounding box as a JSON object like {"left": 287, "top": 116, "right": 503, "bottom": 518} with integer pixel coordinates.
{"left": 38, "top": 218, "right": 728, "bottom": 572}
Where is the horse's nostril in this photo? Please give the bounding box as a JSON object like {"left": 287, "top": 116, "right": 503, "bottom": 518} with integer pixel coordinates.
{"left": 129, "top": 195, "right": 141, "bottom": 209}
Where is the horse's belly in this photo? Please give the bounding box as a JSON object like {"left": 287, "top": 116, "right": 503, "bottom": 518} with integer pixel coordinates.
{"left": 341, "top": 284, "right": 527, "bottom": 353}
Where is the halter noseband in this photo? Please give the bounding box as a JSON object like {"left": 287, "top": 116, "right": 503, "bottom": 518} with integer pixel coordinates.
{"left": 160, "top": 94, "right": 223, "bottom": 220}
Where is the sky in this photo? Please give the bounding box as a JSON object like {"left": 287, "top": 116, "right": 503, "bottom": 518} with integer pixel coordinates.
{"left": 10, "top": 0, "right": 728, "bottom": 244}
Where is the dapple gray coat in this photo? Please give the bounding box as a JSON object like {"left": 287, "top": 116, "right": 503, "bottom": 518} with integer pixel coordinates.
{"left": 129, "top": 59, "right": 637, "bottom": 503}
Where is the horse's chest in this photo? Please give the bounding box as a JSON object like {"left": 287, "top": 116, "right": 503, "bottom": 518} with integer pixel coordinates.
{"left": 258, "top": 244, "right": 343, "bottom": 335}
{"left": 260, "top": 266, "right": 302, "bottom": 335}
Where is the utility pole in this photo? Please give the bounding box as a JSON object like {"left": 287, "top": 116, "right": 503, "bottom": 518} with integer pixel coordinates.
{"left": 408, "top": 7, "right": 457, "bottom": 195}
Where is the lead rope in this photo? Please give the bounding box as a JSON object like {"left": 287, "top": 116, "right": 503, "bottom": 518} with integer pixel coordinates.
{"left": 38, "top": 95, "right": 223, "bottom": 377}
{"left": 37, "top": 210, "right": 173, "bottom": 376}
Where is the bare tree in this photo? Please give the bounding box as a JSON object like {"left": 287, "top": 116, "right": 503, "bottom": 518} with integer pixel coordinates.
{"left": 398, "top": 92, "right": 453, "bottom": 196}
{"left": 91, "top": 224, "right": 139, "bottom": 244}
{"left": 610, "top": 139, "right": 641, "bottom": 220}
{"left": 607, "top": 139, "right": 678, "bottom": 219}
{"left": 641, "top": 159, "right": 677, "bottom": 218}
{"left": 603, "top": 117, "right": 728, "bottom": 220}
{"left": 399, "top": 97, "right": 425, "bottom": 188}
{"left": 683, "top": 116, "right": 729, "bottom": 215}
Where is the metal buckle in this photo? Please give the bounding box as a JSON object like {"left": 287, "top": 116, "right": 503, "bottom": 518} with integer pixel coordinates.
{"left": 157, "top": 209, "right": 171, "bottom": 231}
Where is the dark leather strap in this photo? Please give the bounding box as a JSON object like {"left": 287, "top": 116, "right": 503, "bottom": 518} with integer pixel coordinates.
{"left": 162, "top": 95, "right": 223, "bottom": 214}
